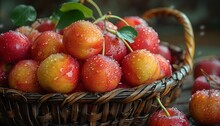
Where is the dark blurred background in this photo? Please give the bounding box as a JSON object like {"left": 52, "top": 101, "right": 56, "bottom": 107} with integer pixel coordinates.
{"left": 0, "top": 0, "right": 220, "bottom": 58}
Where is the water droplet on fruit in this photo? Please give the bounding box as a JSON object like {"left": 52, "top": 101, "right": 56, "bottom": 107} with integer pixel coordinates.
{"left": 66, "top": 71, "right": 73, "bottom": 78}
{"left": 15, "top": 44, "right": 21, "bottom": 49}
{"left": 60, "top": 68, "right": 64, "bottom": 72}
{"left": 96, "top": 70, "right": 100, "bottom": 73}
{"left": 37, "top": 51, "right": 42, "bottom": 56}
{"left": 54, "top": 76, "right": 58, "bottom": 80}
{"left": 137, "top": 76, "right": 142, "bottom": 80}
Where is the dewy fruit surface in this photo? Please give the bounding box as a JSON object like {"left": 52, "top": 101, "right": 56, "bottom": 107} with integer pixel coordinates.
{"left": 130, "top": 25, "right": 159, "bottom": 53}
{"left": 116, "top": 16, "right": 147, "bottom": 29}
{"left": 81, "top": 54, "right": 122, "bottom": 93}
{"left": 0, "top": 31, "right": 31, "bottom": 63}
{"left": 31, "top": 31, "right": 65, "bottom": 61}
{"left": 9, "top": 60, "right": 43, "bottom": 93}
{"left": 37, "top": 53, "right": 79, "bottom": 93}
{"left": 63, "top": 20, "right": 104, "bottom": 60}
{"left": 147, "top": 107, "right": 190, "bottom": 126}
{"left": 189, "top": 89, "right": 220, "bottom": 125}
{"left": 103, "top": 32, "right": 127, "bottom": 64}
{"left": 122, "top": 49, "right": 159, "bottom": 86}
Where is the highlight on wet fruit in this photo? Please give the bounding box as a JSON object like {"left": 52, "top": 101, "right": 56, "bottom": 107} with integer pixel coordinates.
{"left": 189, "top": 89, "right": 220, "bottom": 126}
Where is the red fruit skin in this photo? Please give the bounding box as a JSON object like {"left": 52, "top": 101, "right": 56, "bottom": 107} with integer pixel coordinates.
{"left": 130, "top": 25, "right": 159, "bottom": 53}
{"left": 147, "top": 107, "right": 190, "bottom": 126}
{"left": 154, "top": 54, "right": 172, "bottom": 80}
{"left": 8, "top": 60, "right": 44, "bottom": 93}
{"left": 96, "top": 21, "right": 118, "bottom": 32}
{"left": 0, "top": 66, "right": 7, "bottom": 86}
{"left": 104, "top": 33, "right": 127, "bottom": 64}
{"left": 192, "top": 76, "right": 211, "bottom": 94}
{"left": 31, "top": 31, "right": 66, "bottom": 61}
{"left": 71, "top": 82, "right": 86, "bottom": 93}
{"left": 82, "top": 55, "right": 122, "bottom": 93}
{"left": 194, "top": 58, "right": 220, "bottom": 79}
{"left": 34, "top": 20, "right": 56, "bottom": 32}
{"left": 63, "top": 20, "right": 104, "bottom": 60}
{"left": 0, "top": 62, "right": 11, "bottom": 86}
{"left": 116, "top": 16, "right": 147, "bottom": 29}
{"left": 0, "top": 31, "right": 31, "bottom": 63}
{"left": 157, "top": 44, "right": 172, "bottom": 62}
{"left": 189, "top": 89, "right": 220, "bottom": 125}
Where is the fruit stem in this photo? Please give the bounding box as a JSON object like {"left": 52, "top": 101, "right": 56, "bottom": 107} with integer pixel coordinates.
{"left": 201, "top": 69, "right": 220, "bottom": 89}
{"left": 156, "top": 94, "right": 170, "bottom": 117}
{"left": 121, "top": 38, "right": 134, "bottom": 52}
{"left": 102, "top": 37, "right": 105, "bottom": 55}
{"left": 93, "top": 15, "right": 106, "bottom": 24}
{"left": 93, "top": 14, "right": 129, "bottom": 26}
{"left": 106, "top": 15, "right": 129, "bottom": 26}
{"left": 93, "top": 14, "right": 133, "bottom": 52}
{"left": 86, "top": 0, "right": 103, "bottom": 17}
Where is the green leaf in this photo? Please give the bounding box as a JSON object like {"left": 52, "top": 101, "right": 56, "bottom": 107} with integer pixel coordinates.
{"left": 11, "top": 4, "right": 37, "bottom": 26}
{"left": 116, "top": 26, "right": 138, "bottom": 43}
{"left": 60, "top": 2, "right": 93, "bottom": 18}
{"left": 56, "top": 10, "right": 84, "bottom": 30}
{"left": 50, "top": 9, "right": 63, "bottom": 23}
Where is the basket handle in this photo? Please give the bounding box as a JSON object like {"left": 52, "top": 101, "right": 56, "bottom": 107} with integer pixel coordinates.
{"left": 142, "top": 7, "right": 195, "bottom": 72}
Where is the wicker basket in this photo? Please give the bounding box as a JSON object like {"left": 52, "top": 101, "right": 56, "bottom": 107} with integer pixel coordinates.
{"left": 0, "top": 8, "right": 195, "bottom": 126}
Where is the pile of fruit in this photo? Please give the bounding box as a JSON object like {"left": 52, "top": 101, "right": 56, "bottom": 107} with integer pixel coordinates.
{"left": 0, "top": 1, "right": 173, "bottom": 94}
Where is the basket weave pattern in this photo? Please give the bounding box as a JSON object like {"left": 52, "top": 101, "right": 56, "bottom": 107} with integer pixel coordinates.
{"left": 0, "top": 8, "right": 195, "bottom": 126}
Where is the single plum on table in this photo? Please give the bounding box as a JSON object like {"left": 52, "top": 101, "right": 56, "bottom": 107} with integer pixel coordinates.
{"left": 192, "top": 75, "right": 220, "bottom": 94}
{"left": 189, "top": 89, "right": 220, "bottom": 126}
{"left": 147, "top": 107, "right": 190, "bottom": 126}
{"left": 194, "top": 57, "right": 220, "bottom": 79}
